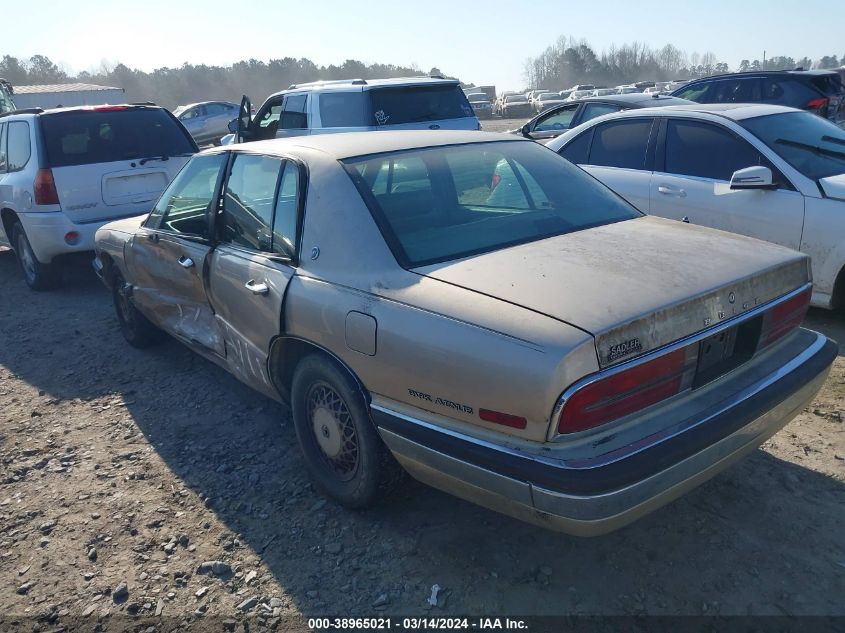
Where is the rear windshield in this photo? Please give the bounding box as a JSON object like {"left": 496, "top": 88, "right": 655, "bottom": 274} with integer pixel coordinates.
{"left": 41, "top": 108, "right": 196, "bottom": 168}
{"left": 810, "top": 74, "right": 844, "bottom": 96}
{"left": 740, "top": 111, "right": 845, "bottom": 180}
{"left": 344, "top": 140, "right": 640, "bottom": 267}
{"left": 368, "top": 85, "right": 474, "bottom": 125}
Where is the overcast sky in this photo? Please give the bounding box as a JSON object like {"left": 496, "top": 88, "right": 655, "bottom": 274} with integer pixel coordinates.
{"left": 4, "top": 0, "right": 842, "bottom": 90}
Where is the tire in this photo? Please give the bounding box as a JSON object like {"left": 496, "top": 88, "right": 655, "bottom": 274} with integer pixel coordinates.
{"left": 291, "top": 354, "right": 404, "bottom": 508}
{"left": 11, "top": 222, "right": 55, "bottom": 291}
{"left": 111, "top": 271, "right": 163, "bottom": 348}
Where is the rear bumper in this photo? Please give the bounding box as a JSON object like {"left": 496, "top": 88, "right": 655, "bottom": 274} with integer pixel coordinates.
{"left": 16, "top": 211, "right": 138, "bottom": 264}
{"left": 374, "top": 330, "right": 836, "bottom": 536}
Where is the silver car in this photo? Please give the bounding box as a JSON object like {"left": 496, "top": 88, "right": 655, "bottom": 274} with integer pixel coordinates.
{"left": 173, "top": 101, "right": 238, "bottom": 146}
{"left": 94, "top": 131, "right": 836, "bottom": 535}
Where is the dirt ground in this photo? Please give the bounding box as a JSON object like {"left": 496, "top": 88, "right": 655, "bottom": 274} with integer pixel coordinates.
{"left": 0, "top": 243, "right": 843, "bottom": 630}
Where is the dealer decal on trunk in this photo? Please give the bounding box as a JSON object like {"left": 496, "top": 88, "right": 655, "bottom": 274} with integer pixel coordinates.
{"left": 606, "top": 338, "right": 643, "bottom": 363}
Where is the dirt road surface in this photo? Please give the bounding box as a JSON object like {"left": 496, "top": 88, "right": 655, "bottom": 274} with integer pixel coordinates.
{"left": 1, "top": 242, "right": 844, "bottom": 630}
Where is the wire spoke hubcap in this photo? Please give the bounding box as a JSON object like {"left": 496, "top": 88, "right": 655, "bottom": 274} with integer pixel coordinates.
{"left": 307, "top": 383, "right": 359, "bottom": 482}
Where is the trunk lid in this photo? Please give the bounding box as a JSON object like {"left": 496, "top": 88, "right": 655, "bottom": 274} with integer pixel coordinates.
{"left": 414, "top": 216, "right": 809, "bottom": 368}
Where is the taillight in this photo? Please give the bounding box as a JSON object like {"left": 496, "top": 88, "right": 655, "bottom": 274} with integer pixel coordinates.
{"left": 557, "top": 348, "right": 694, "bottom": 434}
{"left": 760, "top": 287, "right": 811, "bottom": 347}
{"left": 34, "top": 169, "right": 60, "bottom": 205}
{"left": 804, "top": 97, "right": 829, "bottom": 115}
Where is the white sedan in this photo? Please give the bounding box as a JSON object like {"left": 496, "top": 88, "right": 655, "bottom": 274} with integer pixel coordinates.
{"left": 546, "top": 104, "right": 845, "bottom": 309}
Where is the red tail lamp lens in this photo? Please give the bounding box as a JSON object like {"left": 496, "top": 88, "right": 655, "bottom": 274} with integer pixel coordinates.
{"left": 760, "top": 287, "right": 811, "bottom": 347}
{"left": 34, "top": 169, "right": 59, "bottom": 205}
{"left": 558, "top": 348, "right": 687, "bottom": 434}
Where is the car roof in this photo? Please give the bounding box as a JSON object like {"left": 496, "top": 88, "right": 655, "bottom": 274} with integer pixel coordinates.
{"left": 176, "top": 101, "right": 236, "bottom": 109}
{"left": 579, "top": 93, "right": 689, "bottom": 106}
{"left": 684, "top": 70, "right": 838, "bottom": 83}
{"left": 609, "top": 103, "right": 797, "bottom": 120}
{"left": 0, "top": 103, "right": 164, "bottom": 119}
{"left": 267, "top": 76, "right": 459, "bottom": 100}
{"left": 216, "top": 130, "right": 526, "bottom": 161}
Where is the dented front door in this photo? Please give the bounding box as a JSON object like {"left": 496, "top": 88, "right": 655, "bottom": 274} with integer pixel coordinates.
{"left": 126, "top": 153, "right": 228, "bottom": 356}
{"left": 206, "top": 156, "right": 304, "bottom": 396}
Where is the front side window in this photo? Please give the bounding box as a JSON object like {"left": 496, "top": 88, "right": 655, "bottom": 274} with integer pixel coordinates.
{"left": 674, "top": 83, "right": 710, "bottom": 102}
{"left": 6, "top": 121, "right": 31, "bottom": 172}
{"left": 740, "top": 111, "right": 845, "bottom": 180}
{"left": 145, "top": 153, "right": 225, "bottom": 237}
{"left": 345, "top": 141, "right": 640, "bottom": 267}
{"left": 587, "top": 119, "right": 653, "bottom": 170}
{"left": 281, "top": 94, "right": 307, "bottom": 129}
{"left": 665, "top": 120, "right": 762, "bottom": 181}
{"left": 221, "top": 154, "right": 284, "bottom": 251}
{"left": 535, "top": 105, "right": 578, "bottom": 131}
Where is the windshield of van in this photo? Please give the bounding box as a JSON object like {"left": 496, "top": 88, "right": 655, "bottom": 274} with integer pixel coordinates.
{"left": 344, "top": 140, "right": 640, "bottom": 267}
{"left": 41, "top": 108, "right": 196, "bottom": 167}
{"left": 740, "top": 111, "right": 845, "bottom": 180}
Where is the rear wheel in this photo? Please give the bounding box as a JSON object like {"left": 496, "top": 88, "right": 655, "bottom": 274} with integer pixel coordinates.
{"left": 112, "top": 271, "right": 162, "bottom": 348}
{"left": 291, "top": 354, "right": 404, "bottom": 508}
{"left": 12, "top": 222, "right": 55, "bottom": 291}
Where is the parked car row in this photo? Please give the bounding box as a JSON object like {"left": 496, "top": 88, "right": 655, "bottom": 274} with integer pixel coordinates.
{"left": 0, "top": 74, "right": 840, "bottom": 538}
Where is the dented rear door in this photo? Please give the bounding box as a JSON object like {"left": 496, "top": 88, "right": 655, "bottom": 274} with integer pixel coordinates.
{"left": 206, "top": 155, "right": 303, "bottom": 396}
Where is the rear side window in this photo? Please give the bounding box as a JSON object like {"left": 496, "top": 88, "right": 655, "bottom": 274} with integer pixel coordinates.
{"left": 761, "top": 78, "right": 818, "bottom": 106}
{"left": 272, "top": 162, "right": 301, "bottom": 257}
{"left": 665, "top": 120, "right": 763, "bottom": 181}
{"left": 588, "top": 119, "right": 652, "bottom": 170}
{"left": 369, "top": 85, "right": 474, "bottom": 126}
{"left": 221, "top": 154, "right": 283, "bottom": 251}
{"left": 559, "top": 129, "right": 592, "bottom": 164}
{"left": 319, "top": 92, "right": 368, "bottom": 127}
{"left": 7, "top": 121, "right": 31, "bottom": 172}
{"left": 40, "top": 108, "right": 196, "bottom": 168}
{"left": 705, "top": 78, "right": 761, "bottom": 103}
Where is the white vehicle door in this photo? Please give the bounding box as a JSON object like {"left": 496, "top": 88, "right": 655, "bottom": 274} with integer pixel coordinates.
{"left": 561, "top": 117, "right": 656, "bottom": 213}
{"left": 649, "top": 118, "right": 804, "bottom": 250}
{"left": 206, "top": 153, "right": 302, "bottom": 398}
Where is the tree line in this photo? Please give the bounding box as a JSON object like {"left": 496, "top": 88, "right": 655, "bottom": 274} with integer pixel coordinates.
{"left": 0, "top": 54, "right": 453, "bottom": 110}
{"left": 524, "top": 37, "right": 844, "bottom": 91}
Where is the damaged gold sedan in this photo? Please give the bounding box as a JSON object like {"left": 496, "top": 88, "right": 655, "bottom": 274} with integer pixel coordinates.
{"left": 94, "top": 131, "right": 837, "bottom": 535}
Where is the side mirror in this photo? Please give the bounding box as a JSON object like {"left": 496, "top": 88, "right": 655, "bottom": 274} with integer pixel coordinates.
{"left": 730, "top": 166, "right": 777, "bottom": 190}
{"left": 227, "top": 118, "right": 238, "bottom": 133}
{"left": 521, "top": 124, "right": 532, "bottom": 138}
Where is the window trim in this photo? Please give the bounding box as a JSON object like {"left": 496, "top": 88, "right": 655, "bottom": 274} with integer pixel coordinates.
{"left": 0, "top": 122, "right": 7, "bottom": 173}
{"left": 213, "top": 150, "right": 309, "bottom": 266}
{"left": 143, "top": 151, "right": 228, "bottom": 243}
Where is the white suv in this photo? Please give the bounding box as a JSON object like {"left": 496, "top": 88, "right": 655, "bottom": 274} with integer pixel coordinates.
{"left": 0, "top": 104, "right": 197, "bottom": 289}
{"left": 224, "top": 76, "right": 480, "bottom": 144}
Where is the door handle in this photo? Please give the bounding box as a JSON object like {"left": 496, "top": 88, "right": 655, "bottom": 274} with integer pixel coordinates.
{"left": 178, "top": 256, "right": 194, "bottom": 269}
{"left": 245, "top": 279, "right": 269, "bottom": 295}
{"left": 657, "top": 185, "right": 687, "bottom": 198}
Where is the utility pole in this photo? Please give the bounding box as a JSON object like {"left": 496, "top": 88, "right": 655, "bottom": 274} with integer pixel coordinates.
{"left": 763, "top": 50, "right": 766, "bottom": 68}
